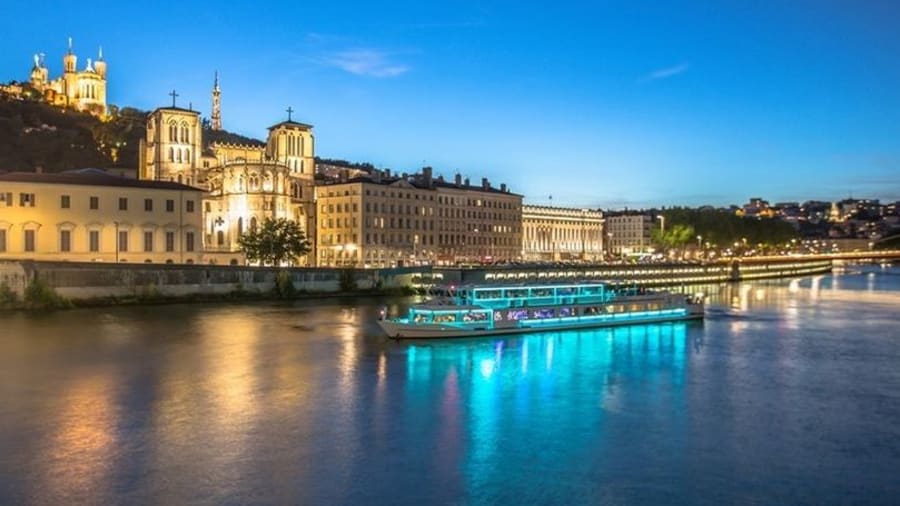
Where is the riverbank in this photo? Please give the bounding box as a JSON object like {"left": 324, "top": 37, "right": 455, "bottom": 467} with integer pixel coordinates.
{"left": 0, "top": 257, "right": 834, "bottom": 311}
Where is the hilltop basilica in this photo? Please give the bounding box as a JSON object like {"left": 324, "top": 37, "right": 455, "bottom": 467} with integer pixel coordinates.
{"left": 138, "top": 77, "right": 317, "bottom": 265}
{"left": 27, "top": 38, "right": 108, "bottom": 118}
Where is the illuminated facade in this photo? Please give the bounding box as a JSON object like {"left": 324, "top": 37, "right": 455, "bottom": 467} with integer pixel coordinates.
{"left": 0, "top": 171, "right": 203, "bottom": 263}
{"left": 605, "top": 212, "right": 653, "bottom": 255}
{"left": 139, "top": 96, "right": 316, "bottom": 265}
{"left": 316, "top": 170, "right": 522, "bottom": 267}
{"left": 522, "top": 205, "right": 604, "bottom": 261}
{"left": 26, "top": 38, "right": 108, "bottom": 118}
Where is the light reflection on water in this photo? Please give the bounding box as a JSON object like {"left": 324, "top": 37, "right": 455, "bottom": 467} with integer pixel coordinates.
{"left": 1, "top": 265, "right": 899, "bottom": 504}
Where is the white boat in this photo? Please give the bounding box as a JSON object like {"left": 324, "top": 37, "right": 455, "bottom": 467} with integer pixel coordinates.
{"left": 377, "top": 282, "right": 704, "bottom": 339}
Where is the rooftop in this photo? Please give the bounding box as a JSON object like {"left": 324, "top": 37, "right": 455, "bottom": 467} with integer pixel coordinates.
{"left": 0, "top": 170, "right": 203, "bottom": 192}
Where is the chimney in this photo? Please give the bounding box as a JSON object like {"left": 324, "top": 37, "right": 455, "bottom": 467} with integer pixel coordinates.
{"left": 464, "top": 177, "right": 470, "bottom": 186}
{"left": 454, "top": 173, "right": 462, "bottom": 186}
{"left": 423, "top": 166, "right": 433, "bottom": 188}
{"left": 482, "top": 177, "right": 489, "bottom": 190}
{"left": 501, "top": 183, "right": 507, "bottom": 192}
{"left": 385, "top": 169, "right": 391, "bottom": 178}
{"left": 373, "top": 170, "right": 382, "bottom": 183}
{"left": 437, "top": 175, "right": 444, "bottom": 183}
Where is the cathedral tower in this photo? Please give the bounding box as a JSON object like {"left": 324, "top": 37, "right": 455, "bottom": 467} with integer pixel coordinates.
{"left": 266, "top": 108, "right": 315, "bottom": 180}
{"left": 142, "top": 93, "right": 203, "bottom": 185}
{"left": 211, "top": 71, "right": 222, "bottom": 131}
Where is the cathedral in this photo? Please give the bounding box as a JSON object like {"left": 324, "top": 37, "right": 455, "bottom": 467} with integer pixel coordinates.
{"left": 138, "top": 77, "right": 317, "bottom": 265}
{"left": 28, "top": 38, "right": 108, "bottom": 118}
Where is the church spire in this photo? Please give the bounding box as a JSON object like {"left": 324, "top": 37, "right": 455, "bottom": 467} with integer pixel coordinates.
{"left": 211, "top": 71, "right": 222, "bottom": 130}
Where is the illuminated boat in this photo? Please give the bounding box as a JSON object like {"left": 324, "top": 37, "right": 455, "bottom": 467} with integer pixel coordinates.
{"left": 377, "top": 282, "right": 704, "bottom": 339}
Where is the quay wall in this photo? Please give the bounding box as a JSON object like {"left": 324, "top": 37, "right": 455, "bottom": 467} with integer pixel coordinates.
{"left": 0, "top": 261, "right": 423, "bottom": 301}
{"left": 0, "top": 257, "right": 834, "bottom": 304}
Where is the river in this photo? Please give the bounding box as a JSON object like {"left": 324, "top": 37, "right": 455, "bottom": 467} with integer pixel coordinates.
{"left": 1, "top": 265, "right": 899, "bottom": 504}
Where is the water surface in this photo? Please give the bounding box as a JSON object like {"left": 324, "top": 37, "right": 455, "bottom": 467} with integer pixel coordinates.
{"left": 1, "top": 265, "right": 899, "bottom": 504}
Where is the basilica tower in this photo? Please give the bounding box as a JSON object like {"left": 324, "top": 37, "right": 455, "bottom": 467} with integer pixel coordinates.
{"left": 211, "top": 72, "right": 222, "bottom": 131}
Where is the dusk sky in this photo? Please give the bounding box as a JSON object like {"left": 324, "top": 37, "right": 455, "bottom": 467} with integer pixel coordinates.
{"left": 2, "top": 1, "right": 899, "bottom": 208}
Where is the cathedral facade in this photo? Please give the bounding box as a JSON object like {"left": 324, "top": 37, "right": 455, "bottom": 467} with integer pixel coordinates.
{"left": 139, "top": 84, "right": 316, "bottom": 265}
{"left": 28, "top": 38, "right": 108, "bottom": 118}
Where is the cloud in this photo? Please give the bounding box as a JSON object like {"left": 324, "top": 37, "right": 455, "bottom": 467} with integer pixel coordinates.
{"left": 322, "top": 49, "right": 410, "bottom": 78}
{"left": 640, "top": 62, "right": 689, "bottom": 82}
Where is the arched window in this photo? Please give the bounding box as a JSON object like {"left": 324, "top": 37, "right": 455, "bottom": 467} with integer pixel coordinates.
{"left": 169, "top": 122, "right": 177, "bottom": 142}
{"left": 176, "top": 149, "right": 182, "bottom": 163}
{"left": 217, "top": 230, "right": 225, "bottom": 246}
{"left": 238, "top": 176, "right": 244, "bottom": 192}
{"left": 177, "top": 174, "right": 183, "bottom": 183}
{"left": 237, "top": 217, "right": 244, "bottom": 237}
{"left": 250, "top": 217, "right": 258, "bottom": 232}
{"left": 185, "top": 148, "right": 191, "bottom": 162}
{"left": 169, "top": 147, "right": 175, "bottom": 162}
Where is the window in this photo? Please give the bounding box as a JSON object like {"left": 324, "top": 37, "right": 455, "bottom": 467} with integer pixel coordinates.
{"left": 216, "top": 230, "right": 224, "bottom": 246}
{"left": 118, "top": 198, "right": 128, "bottom": 211}
{"left": 90, "top": 196, "right": 99, "bottom": 210}
{"left": 118, "top": 230, "right": 128, "bottom": 252}
{"left": 143, "top": 231, "right": 154, "bottom": 252}
{"left": 60, "top": 230, "right": 71, "bottom": 252}
{"left": 24, "top": 230, "right": 35, "bottom": 252}
{"left": 0, "top": 229, "right": 6, "bottom": 252}
{"left": 144, "top": 199, "right": 153, "bottom": 212}
{"left": 0, "top": 192, "right": 10, "bottom": 206}
{"left": 186, "top": 200, "right": 195, "bottom": 213}
{"left": 89, "top": 231, "right": 100, "bottom": 252}
{"left": 166, "top": 199, "right": 174, "bottom": 212}
{"left": 60, "top": 195, "right": 70, "bottom": 209}
{"left": 185, "top": 232, "right": 195, "bottom": 252}
{"left": 19, "top": 193, "right": 35, "bottom": 207}
{"left": 165, "top": 231, "right": 175, "bottom": 252}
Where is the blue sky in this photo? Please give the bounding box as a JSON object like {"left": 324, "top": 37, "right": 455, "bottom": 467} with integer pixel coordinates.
{"left": 2, "top": 1, "right": 899, "bottom": 208}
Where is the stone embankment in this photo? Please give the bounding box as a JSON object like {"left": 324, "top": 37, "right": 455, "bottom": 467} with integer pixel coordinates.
{"left": 0, "top": 257, "right": 834, "bottom": 309}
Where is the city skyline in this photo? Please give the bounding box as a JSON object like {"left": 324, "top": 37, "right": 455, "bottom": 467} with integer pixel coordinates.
{"left": 2, "top": 1, "right": 899, "bottom": 208}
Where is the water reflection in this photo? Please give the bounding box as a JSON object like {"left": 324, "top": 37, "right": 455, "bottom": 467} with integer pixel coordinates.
{"left": 1, "top": 266, "right": 899, "bottom": 504}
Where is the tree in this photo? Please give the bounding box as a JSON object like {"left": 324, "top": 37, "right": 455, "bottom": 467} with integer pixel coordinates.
{"left": 238, "top": 217, "right": 311, "bottom": 266}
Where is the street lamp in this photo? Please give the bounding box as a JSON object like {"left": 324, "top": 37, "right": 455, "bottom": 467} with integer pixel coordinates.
{"left": 656, "top": 214, "right": 665, "bottom": 235}
{"left": 697, "top": 235, "right": 702, "bottom": 249}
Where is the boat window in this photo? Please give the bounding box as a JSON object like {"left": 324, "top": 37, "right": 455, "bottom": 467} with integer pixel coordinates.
{"left": 475, "top": 290, "right": 502, "bottom": 300}
{"left": 434, "top": 313, "right": 457, "bottom": 323}
{"left": 507, "top": 289, "right": 527, "bottom": 298}
{"left": 506, "top": 309, "right": 528, "bottom": 320}
{"left": 529, "top": 308, "right": 555, "bottom": 319}
{"left": 559, "top": 307, "right": 576, "bottom": 317}
{"left": 531, "top": 288, "right": 552, "bottom": 297}
{"left": 462, "top": 311, "right": 488, "bottom": 322}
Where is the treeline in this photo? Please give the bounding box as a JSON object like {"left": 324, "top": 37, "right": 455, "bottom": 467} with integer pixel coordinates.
{"left": 656, "top": 207, "right": 798, "bottom": 248}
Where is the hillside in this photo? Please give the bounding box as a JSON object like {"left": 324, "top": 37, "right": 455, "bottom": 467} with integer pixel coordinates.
{"left": 0, "top": 96, "right": 270, "bottom": 173}
{"left": 0, "top": 97, "right": 146, "bottom": 172}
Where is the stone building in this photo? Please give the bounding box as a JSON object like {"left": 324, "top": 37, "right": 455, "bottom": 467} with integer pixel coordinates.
{"left": 316, "top": 169, "right": 522, "bottom": 267}
{"left": 605, "top": 211, "right": 653, "bottom": 256}
{"left": 0, "top": 170, "right": 203, "bottom": 263}
{"left": 522, "top": 205, "right": 604, "bottom": 261}
{"left": 25, "top": 38, "right": 108, "bottom": 118}
{"left": 139, "top": 83, "right": 316, "bottom": 265}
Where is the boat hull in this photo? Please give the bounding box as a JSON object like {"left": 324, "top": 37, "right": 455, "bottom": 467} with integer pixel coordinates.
{"left": 378, "top": 310, "right": 703, "bottom": 339}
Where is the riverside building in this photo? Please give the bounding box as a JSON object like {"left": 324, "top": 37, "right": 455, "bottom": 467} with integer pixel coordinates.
{"left": 522, "top": 205, "right": 604, "bottom": 261}
{"left": 316, "top": 169, "right": 522, "bottom": 267}
{"left": 0, "top": 170, "right": 203, "bottom": 263}
{"left": 605, "top": 211, "right": 653, "bottom": 256}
